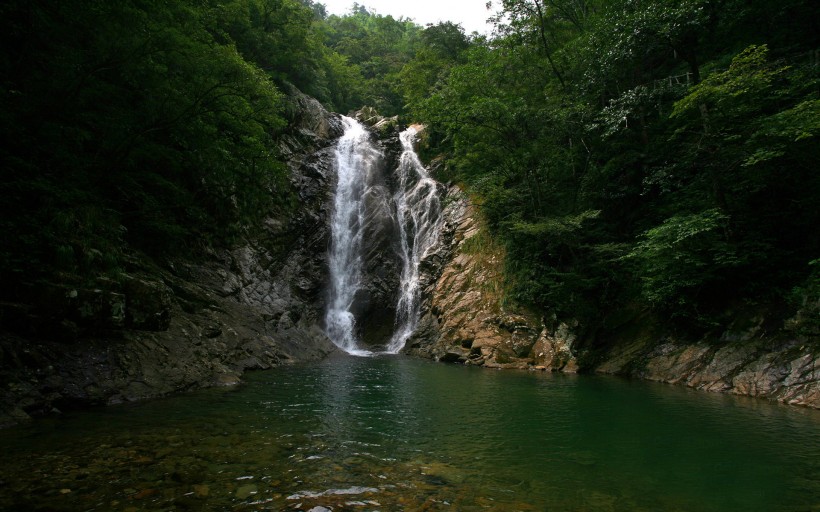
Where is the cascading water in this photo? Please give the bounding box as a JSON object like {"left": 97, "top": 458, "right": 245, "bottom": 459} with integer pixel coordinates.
{"left": 385, "top": 126, "right": 443, "bottom": 353}
{"left": 325, "top": 117, "right": 382, "bottom": 355}
{"left": 326, "top": 119, "right": 442, "bottom": 355}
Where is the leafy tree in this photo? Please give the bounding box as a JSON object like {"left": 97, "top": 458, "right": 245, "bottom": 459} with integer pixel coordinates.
{"left": 624, "top": 209, "right": 737, "bottom": 317}
{"left": 661, "top": 44, "right": 820, "bottom": 302}
{"left": 0, "top": 0, "right": 292, "bottom": 295}
{"left": 416, "top": 0, "right": 818, "bottom": 338}
{"left": 397, "top": 22, "right": 471, "bottom": 117}
{"left": 322, "top": 7, "right": 422, "bottom": 114}
{"left": 209, "top": 0, "right": 335, "bottom": 99}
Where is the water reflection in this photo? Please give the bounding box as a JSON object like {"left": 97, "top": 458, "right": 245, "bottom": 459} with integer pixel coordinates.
{"left": 0, "top": 356, "right": 818, "bottom": 511}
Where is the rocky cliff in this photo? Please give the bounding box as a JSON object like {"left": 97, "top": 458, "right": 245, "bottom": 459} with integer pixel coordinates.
{"left": 2, "top": 98, "right": 817, "bottom": 428}
{"left": 0, "top": 92, "right": 344, "bottom": 427}
{"left": 404, "top": 192, "right": 577, "bottom": 372}
{"left": 405, "top": 189, "right": 820, "bottom": 409}
{"left": 592, "top": 326, "right": 819, "bottom": 408}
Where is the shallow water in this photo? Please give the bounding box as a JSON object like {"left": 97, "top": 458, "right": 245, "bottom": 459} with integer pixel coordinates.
{"left": 1, "top": 355, "right": 819, "bottom": 511}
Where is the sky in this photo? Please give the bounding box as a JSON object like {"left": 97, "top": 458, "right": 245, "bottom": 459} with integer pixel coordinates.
{"left": 319, "top": 0, "right": 499, "bottom": 35}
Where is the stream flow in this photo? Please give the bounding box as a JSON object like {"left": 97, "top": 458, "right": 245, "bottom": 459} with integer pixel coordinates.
{"left": 325, "top": 117, "right": 381, "bottom": 355}
{"left": 326, "top": 118, "right": 443, "bottom": 354}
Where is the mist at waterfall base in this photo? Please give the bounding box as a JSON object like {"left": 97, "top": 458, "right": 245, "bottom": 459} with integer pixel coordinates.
{"left": 325, "top": 117, "right": 442, "bottom": 355}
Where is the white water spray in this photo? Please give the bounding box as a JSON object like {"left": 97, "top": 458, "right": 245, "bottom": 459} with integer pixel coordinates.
{"left": 325, "top": 117, "right": 382, "bottom": 355}
{"left": 385, "top": 126, "right": 443, "bottom": 353}
{"left": 326, "top": 120, "right": 442, "bottom": 355}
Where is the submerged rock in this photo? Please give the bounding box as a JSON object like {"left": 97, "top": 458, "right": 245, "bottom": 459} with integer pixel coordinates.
{"left": 235, "top": 483, "right": 258, "bottom": 499}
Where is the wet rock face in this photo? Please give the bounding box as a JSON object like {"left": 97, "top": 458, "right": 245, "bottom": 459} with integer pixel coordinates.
{"left": 123, "top": 276, "right": 173, "bottom": 331}
{"left": 401, "top": 192, "right": 552, "bottom": 370}
{"left": 353, "top": 148, "right": 401, "bottom": 347}
{"left": 530, "top": 324, "right": 579, "bottom": 373}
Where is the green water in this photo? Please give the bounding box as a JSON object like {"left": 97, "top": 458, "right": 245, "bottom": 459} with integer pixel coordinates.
{"left": 1, "top": 355, "right": 819, "bottom": 511}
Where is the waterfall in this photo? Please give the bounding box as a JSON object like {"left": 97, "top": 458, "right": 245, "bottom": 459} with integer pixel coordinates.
{"left": 326, "top": 119, "right": 442, "bottom": 355}
{"left": 325, "top": 116, "right": 381, "bottom": 355}
{"left": 385, "top": 126, "right": 443, "bottom": 353}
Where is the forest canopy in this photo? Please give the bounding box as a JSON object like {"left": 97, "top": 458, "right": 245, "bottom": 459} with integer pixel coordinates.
{"left": 412, "top": 0, "right": 819, "bottom": 337}
{"left": 1, "top": 0, "right": 817, "bottom": 339}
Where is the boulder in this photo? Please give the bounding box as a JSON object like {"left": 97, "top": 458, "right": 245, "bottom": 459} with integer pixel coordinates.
{"left": 123, "top": 276, "right": 173, "bottom": 331}
{"left": 530, "top": 325, "right": 578, "bottom": 372}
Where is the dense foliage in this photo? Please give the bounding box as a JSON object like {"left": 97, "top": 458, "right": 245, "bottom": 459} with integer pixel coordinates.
{"left": 1, "top": 0, "right": 301, "bottom": 293}
{"left": 414, "top": 0, "right": 818, "bottom": 337}
{"left": 1, "top": 0, "right": 816, "bottom": 341}
{"left": 0, "top": 1, "right": 458, "bottom": 293}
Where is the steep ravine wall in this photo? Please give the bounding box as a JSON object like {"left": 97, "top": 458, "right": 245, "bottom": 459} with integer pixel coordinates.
{"left": 2, "top": 100, "right": 817, "bottom": 428}
{"left": 594, "top": 331, "right": 819, "bottom": 407}
{"left": 405, "top": 192, "right": 578, "bottom": 372}
{"left": 407, "top": 189, "right": 820, "bottom": 409}
{"left": 0, "top": 93, "right": 343, "bottom": 427}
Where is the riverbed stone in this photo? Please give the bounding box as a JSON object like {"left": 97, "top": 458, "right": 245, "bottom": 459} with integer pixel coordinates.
{"left": 236, "top": 484, "right": 258, "bottom": 499}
